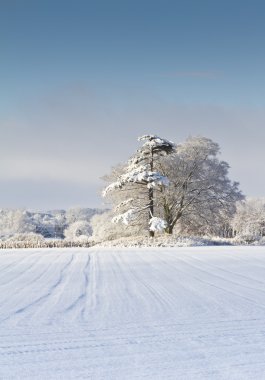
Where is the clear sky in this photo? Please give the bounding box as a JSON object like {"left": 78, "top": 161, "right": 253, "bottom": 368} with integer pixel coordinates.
{"left": 1, "top": 0, "right": 265, "bottom": 210}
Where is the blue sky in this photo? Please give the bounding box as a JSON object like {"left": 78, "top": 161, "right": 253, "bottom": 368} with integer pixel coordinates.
{"left": 1, "top": 0, "right": 265, "bottom": 209}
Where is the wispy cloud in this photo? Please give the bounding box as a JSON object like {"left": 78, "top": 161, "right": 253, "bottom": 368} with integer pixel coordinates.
{"left": 163, "top": 70, "right": 222, "bottom": 78}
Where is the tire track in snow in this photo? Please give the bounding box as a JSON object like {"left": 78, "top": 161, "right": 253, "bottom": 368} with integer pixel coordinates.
{"left": 1, "top": 320, "right": 265, "bottom": 380}
{"left": 184, "top": 253, "right": 265, "bottom": 286}
{"left": 0, "top": 252, "right": 62, "bottom": 306}
{"left": 1, "top": 315, "right": 264, "bottom": 340}
{"left": 177, "top": 255, "right": 265, "bottom": 309}
{"left": 115, "top": 250, "right": 175, "bottom": 311}
{"left": 138, "top": 250, "right": 256, "bottom": 318}
{"left": 151, "top": 250, "right": 265, "bottom": 312}
{"left": 1, "top": 319, "right": 265, "bottom": 352}
{"left": 59, "top": 254, "right": 90, "bottom": 321}
{"left": 0, "top": 250, "right": 43, "bottom": 286}
{"left": 1, "top": 248, "right": 265, "bottom": 380}
{"left": 0, "top": 253, "right": 74, "bottom": 323}
{"left": 131, "top": 250, "right": 214, "bottom": 315}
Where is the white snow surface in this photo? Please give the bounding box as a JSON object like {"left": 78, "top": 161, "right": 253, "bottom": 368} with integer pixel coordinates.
{"left": 1, "top": 247, "right": 265, "bottom": 379}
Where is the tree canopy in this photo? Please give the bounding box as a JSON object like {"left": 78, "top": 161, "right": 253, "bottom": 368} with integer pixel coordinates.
{"left": 102, "top": 134, "right": 244, "bottom": 237}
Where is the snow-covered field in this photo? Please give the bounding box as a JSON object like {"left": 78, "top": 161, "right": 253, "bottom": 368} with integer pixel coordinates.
{"left": 1, "top": 247, "right": 265, "bottom": 379}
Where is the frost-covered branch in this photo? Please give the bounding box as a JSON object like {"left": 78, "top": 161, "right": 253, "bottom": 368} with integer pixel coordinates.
{"left": 102, "top": 134, "right": 175, "bottom": 237}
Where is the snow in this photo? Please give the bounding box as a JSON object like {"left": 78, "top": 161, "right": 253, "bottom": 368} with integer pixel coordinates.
{"left": 1, "top": 246, "right": 265, "bottom": 379}
{"left": 102, "top": 166, "right": 169, "bottom": 197}
{"left": 102, "top": 135, "right": 174, "bottom": 198}
{"left": 115, "top": 198, "right": 134, "bottom": 211}
{"left": 121, "top": 166, "right": 168, "bottom": 187}
{"left": 112, "top": 209, "right": 137, "bottom": 225}
{"left": 149, "top": 217, "right": 167, "bottom": 232}
{"left": 138, "top": 134, "right": 175, "bottom": 152}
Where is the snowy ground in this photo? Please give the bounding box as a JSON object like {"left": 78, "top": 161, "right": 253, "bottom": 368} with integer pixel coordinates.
{"left": 1, "top": 247, "right": 265, "bottom": 379}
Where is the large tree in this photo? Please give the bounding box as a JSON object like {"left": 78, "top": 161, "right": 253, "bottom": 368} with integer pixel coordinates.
{"left": 102, "top": 135, "right": 243, "bottom": 238}
{"left": 157, "top": 136, "right": 244, "bottom": 234}
{"left": 102, "top": 135, "right": 175, "bottom": 237}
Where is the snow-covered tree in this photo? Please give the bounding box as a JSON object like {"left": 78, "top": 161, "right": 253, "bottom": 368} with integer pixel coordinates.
{"left": 64, "top": 220, "right": 92, "bottom": 241}
{"left": 90, "top": 210, "right": 142, "bottom": 242}
{"left": 103, "top": 135, "right": 175, "bottom": 237}
{"left": 0, "top": 209, "right": 36, "bottom": 239}
{"left": 232, "top": 198, "right": 265, "bottom": 242}
{"left": 0, "top": 208, "right": 104, "bottom": 241}
{"left": 65, "top": 207, "right": 103, "bottom": 225}
{"left": 33, "top": 211, "right": 66, "bottom": 238}
{"left": 157, "top": 136, "right": 244, "bottom": 234}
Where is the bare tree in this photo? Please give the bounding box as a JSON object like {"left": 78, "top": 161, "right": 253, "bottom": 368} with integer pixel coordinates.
{"left": 157, "top": 136, "right": 244, "bottom": 234}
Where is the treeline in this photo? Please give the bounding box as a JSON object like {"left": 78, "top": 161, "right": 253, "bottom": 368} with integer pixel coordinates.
{"left": 0, "top": 208, "right": 104, "bottom": 241}
{"left": 0, "top": 198, "right": 264, "bottom": 248}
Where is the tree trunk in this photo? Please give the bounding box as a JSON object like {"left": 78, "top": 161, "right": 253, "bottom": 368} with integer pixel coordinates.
{"left": 165, "top": 211, "right": 182, "bottom": 235}
{"left": 165, "top": 225, "right": 173, "bottom": 234}
{"left": 148, "top": 187, "right": 154, "bottom": 237}
{"left": 148, "top": 149, "right": 154, "bottom": 237}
